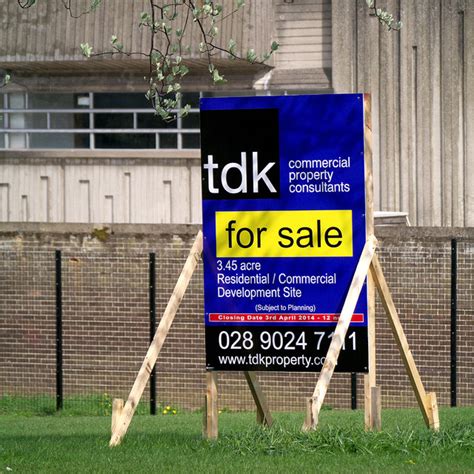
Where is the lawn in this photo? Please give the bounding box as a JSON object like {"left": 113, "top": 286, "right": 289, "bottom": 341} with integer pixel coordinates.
{"left": 0, "top": 408, "right": 473, "bottom": 473}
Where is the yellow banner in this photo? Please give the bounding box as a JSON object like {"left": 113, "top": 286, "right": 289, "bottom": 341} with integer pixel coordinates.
{"left": 215, "top": 210, "right": 353, "bottom": 258}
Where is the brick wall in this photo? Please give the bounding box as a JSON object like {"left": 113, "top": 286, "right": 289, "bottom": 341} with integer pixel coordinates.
{"left": 0, "top": 224, "right": 472, "bottom": 411}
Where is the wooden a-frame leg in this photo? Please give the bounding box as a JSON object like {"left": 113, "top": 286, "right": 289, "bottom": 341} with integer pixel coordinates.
{"left": 244, "top": 371, "right": 273, "bottom": 427}
{"left": 109, "top": 231, "right": 203, "bottom": 447}
{"left": 304, "top": 235, "right": 377, "bottom": 430}
{"left": 369, "top": 253, "right": 440, "bottom": 431}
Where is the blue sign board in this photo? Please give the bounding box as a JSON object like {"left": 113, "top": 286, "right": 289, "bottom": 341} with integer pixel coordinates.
{"left": 201, "top": 94, "right": 368, "bottom": 372}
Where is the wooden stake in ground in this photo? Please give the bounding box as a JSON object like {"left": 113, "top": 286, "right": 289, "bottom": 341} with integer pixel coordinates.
{"left": 369, "top": 253, "right": 440, "bottom": 430}
{"left": 109, "top": 231, "right": 203, "bottom": 447}
{"left": 306, "top": 235, "right": 377, "bottom": 430}
{"left": 111, "top": 398, "right": 124, "bottom": 435}
{"left": 203, "top": 371, "right": 218, "bottom": 440}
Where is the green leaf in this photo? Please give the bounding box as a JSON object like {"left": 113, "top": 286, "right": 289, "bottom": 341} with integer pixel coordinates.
{"left": 2, "top": 73, "right": 11, "bottom": 86}
{"left": 89, "top": 0, "right": 102, "bottom": 12}
{"left": 80, "top": 43, "right": 93, "bottom": 58}
{"left": 271, "top": 41, "right": 279, "bottom": 51}
{"left": 236, "top": 0, "right": 245, "bottom": 8}
{"left": 246, "top": 48, "right": 257, "bottom": 63}
{"left": 212, "top": 68, "right": 226, "bottom": 84}
{"left": 179, "top": 104, "right": 192, "bottom": 118}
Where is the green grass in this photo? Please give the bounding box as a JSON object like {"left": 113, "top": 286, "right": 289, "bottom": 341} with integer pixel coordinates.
{"left": 0, "top": 408, "right": 473, "bottom": 473}
{"left": 0, "top": 394, "right": 160, "bottom": 417}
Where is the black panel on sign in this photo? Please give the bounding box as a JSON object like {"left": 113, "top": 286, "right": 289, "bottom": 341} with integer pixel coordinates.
{"left": 201, "top": 109, "right": 280, "bottom": 200}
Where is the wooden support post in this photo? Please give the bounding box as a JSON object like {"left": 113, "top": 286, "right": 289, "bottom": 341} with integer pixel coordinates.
{"left": 371, "top": 386, "right": 382, "bottom": 431}
{"left": 305, "top": 235, "right": 377, "bottom": 430}
{"left": 109, "top": 231, "right": 203, "bottom": 447}
{"left": 243, "top": 371, "right": 273, "bottom": 427}
{"left": 369, "top": 253, "right": 440, "bottom": 431}
{"left": 363, "top": 93, "right": 379, "bottom": 431}
{"left": 365, "top": 270, "right": 378, "bottom": 430}
{"left": 203, "top": 371, "right": 218, "bottom": 440}
{"left": 364, "top": 374, "right": 371, "bottom": 429}
{"left": 111, "top": 398, "right": 124, "bottom": 435}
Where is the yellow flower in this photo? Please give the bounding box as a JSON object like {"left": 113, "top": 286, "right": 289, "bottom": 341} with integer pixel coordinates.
{"left": 162, "top": 409, "right": 168, "bottom": 415}
{"left": 172, "top": 409, "right": 177, "bottom": 415}
{"left": 166, "top": 405, "right": 171, "bottom": 410}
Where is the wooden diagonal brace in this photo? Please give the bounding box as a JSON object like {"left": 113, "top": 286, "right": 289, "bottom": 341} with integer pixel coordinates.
{"left": 244, "top": 371, "right": 273, "bottom": 427}
{"left": 369, "top": 253, "right": 440, "bottom": 431}
{"left": 110, "top": 231, "right": 203, "bottom": 447}
{"left": 305, "top": 235, "right": 377, "bottom": 430}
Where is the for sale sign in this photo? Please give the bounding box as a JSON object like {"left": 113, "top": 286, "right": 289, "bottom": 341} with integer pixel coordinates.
{"left": 201, "top": 94, "right": 368, "bottom": 372}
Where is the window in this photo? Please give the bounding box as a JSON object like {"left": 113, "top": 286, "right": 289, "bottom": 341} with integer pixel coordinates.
{"left": 0, "top": 92, "right": 200, "bottom": 150}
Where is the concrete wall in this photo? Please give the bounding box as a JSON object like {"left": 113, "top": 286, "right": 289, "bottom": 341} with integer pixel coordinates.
{"left": 0, "top": 0, "right": 274, "bottom": 73}
{"left": 0, "top": 152, "right": 201, "bottom": 224}
{"left": 274, "top": 0, "right": 332, "bottom": 69}
{"left": 0, "top": 223, "right": 472, "bottom": 411}
{"left": 332, "top": 0, "right": 474, "bottom": 227}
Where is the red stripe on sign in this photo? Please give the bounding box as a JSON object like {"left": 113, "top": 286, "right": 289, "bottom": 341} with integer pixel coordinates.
{"left": 209, "top": 313, "right": 365, "bottom": 323}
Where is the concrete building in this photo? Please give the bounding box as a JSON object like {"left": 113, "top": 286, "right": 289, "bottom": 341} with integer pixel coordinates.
{"left": 0, "top": 0, "right": 472, "bottom": 226}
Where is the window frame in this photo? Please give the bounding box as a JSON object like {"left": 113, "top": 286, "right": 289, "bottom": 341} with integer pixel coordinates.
{"left": 0, "top": 91, "right": 201, "bottom": 150}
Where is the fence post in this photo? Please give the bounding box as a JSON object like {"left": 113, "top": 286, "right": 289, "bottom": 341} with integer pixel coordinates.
{"left": 149, "top": 253, "right": 157, "bottom": 415}
{"left": 450, "top": 239, "right": 457, "bottom": 407}
{"left": 55, "top": 250, "right": 63, "bottom": 411}
{"left": 351, "top": 372, "right": 357, "bottom": 409}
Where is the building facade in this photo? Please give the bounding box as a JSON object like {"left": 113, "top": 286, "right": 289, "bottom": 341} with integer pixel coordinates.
{"left": 0, "top": 0, "right": 472, "bottom": 226}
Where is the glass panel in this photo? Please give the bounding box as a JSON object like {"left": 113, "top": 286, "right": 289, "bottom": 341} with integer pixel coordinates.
{"left": 95, "top": 113, "right": 133, "bottom": 129}
{"left": 95, "top": 133, "right": 155, "bottom": 149}
{"left": 75, "top": 94, "right": 91, "bottom": 108}
{"left": 9, "top": 133, "right": 27, "bottom": 148}
{"left": 181, "top": 112, "right": 199, "bottom": 129}
{"left": 29, "top": 93, "right": 77, "bottom": 109}
{"left": 0, "top": 94, "right": 4, "bottom": 109}
{"left": 30, "top": 133, "right": 90, "bottom": 148}
{"left": 181, "top": 92, "right": 200, "bottom": 109}
{"left": 0, "top": 133, "right": 5, "bottom": 148}
{"left": 50, "top": 113, "right": 90, "bottom": 129}
{"left": 9, "top": 113, "right": 47, "bottom": 129}
{"left": 182, "top": 133, "right": 200, "bottom": 149}
{"left": 137, "top": 113, "right": 177, "bottom": 129}
{"left": 8, "top": 93, "right": 26, "bottom": 109}
{"left": 94, "top": 93, "right": 150, "bottom": 109}
{"left": 159, "top": 133, "right": 177, "bottom": 149}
